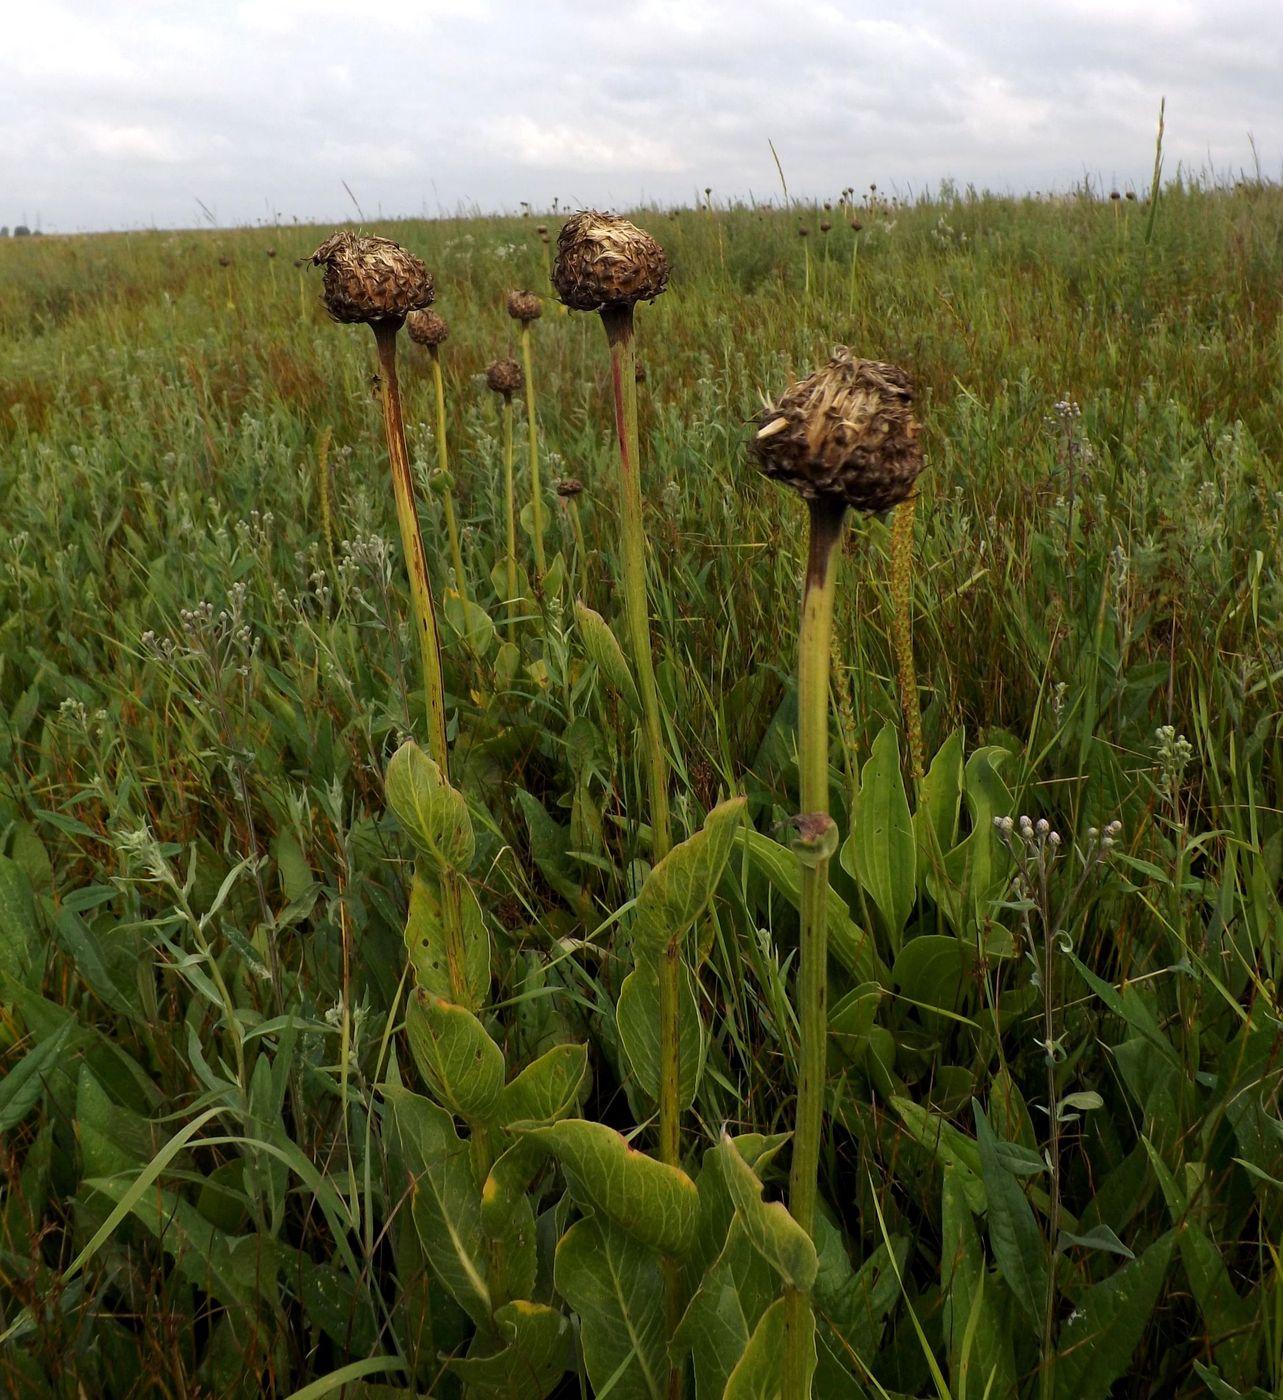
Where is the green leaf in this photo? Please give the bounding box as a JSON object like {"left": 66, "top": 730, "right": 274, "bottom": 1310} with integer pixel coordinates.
{"left": 616, "top": 959, "right": 705, "bottom": 1109}
{"left": 675, "top": 1216, "right": 777, "bottom": 1400}
{"left": 1066, "top": 953, "right": 1179, "bottom": 1067}
{"left": 1056, "top": 1224, "right": 1134, "bottom": 1258}
{"left": 724, "top": 1296, "right": 813, "bottom": 1400}
{"left": 633, "top": 796, "right": 747, "bottom": 956}
{"left": 1053, "top": 1233, "right": 1173, "bottom": 1400}
{"left": 941, "top": 1166, "right": 1016, "bottom": 1398}
{"left": 555, "top": 1216, "right": 668, "bottom": 1400}
{"left": 444, "top": 591, "right": 498, "bottom": 658}
{"left": 1192, "top": 1362, "right": 1275, "bottom": 1400}
{"left": 843, "top": 721, "right": 916, "bottom": 947}
{"left": 717, "top": 1133, "right": 818, "bottom": 1292}
{"left": 974, "top": 1099, "right": 1047, "bottom": 1326}
{"left": 0, "top": 1020, "right": 73, "bottom": 1133}
{"left": 404, "top": 990, "right": 505, "bottom": 1122}
{"left": 529, "top": 1119, "right": 699, "bottom": 1257}
{"left": 382, "top": 1086, "right": 491, "bottom": 1326}
{"left": 891, "top": 1096, "right": 985, "bottom": 1212}
{"left": 497, "top": 1042, "right": 589, "bottom": 1127}
{"left": 932, "top": 746, "right": 1014, "bottom": 935}
{"left": 914, "top": 727, "right": 965, "bottom": 896}
{"left": 0, "top": 853, "right": 37, "bottom": 985}
{"left": 892, "top": 934, "right": 970, "bottom": 1016}
{"left": 514, "top": 790, "right": 582, "bottom": 904}
{"left": 385, "top": 740, "right": 474, "bottom": 875}
{"left": 575, "top": 601, "right": 642, "bottom": 715}
{"left": 403, "top": 869, "right": 490, "bottom": 1011}
{"left": 448, "top": 1300, "right": 570, "bottom": 1399}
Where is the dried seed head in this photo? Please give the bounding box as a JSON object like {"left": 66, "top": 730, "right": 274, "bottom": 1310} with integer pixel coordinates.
{"left": 556, "top": 478, "right": 584, "bottom": 498}
{"left": 797, "top": 225, "right": 810, "bottom": 238}
{"left": 536, "top": 224, "right": 549, "bottom": 241}
{"left": 820, "top": 221, "right": 832, "bottom": 233}
{"left": 552, "top": 210, "right": 669, "bottom": 312}
{"left": 635, "top": 361, "right": 647, "bottom": 383}
{"left": 308, "top": 230, "right": 435, "bottom": 327}
{"left": 407, "top": 308, "right": 450, "bottom": 347}
{"left": 750, "top": 348, "right": 924, "bottom": 513}
{"left": 850, "top": 219, "right": 864, "bottom": 233}
{"left": 506, "top": 289, "right": 543, "bottom": 324}
{"left": 265, "top": 246, "right": 277, "bottom": 258}
{"left": 486, "top": 357, "right": 524, "bottom": 397}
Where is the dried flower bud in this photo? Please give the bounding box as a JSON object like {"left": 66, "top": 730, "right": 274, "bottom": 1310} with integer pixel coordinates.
{"left": 506, "top": 289, "right": 543, "bottom": 324}
{"left": 265, "top": 246, "right": 277, "bottom": 258}
{"left": 552, "top": 210, "right": 669, "bottom": 312}
{"left": 536, "top": 224, "right": 549, "bottom": 241}
{"left": 407, "top": 308, "right": 450, "bottom": 347}
{"left": 820, "top": 221, "right": 832, "bottom": 234}
{"left": 750, "top": 348, "right": 924, "bottom": 513}
{"left": 797, "top": 226, "right": 810, "bottom": 238}
{"left": 308, "top": 230, "right": 435, "bottom": 326}
{"left": 635, "top": 361, "right": 647, "bottom": 384}
{"left": 556, "top": 478, "right": 584, "bottom": 498}
{"left": 486, "top": 358, "right": 524, "bottom": 397}
{"left": 850, "top": 219, "right": 864, "bottom": 232}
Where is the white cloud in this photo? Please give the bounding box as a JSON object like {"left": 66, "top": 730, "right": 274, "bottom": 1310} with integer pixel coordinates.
{"left": 80, "top": 121, "right": 180, "bottom": 162}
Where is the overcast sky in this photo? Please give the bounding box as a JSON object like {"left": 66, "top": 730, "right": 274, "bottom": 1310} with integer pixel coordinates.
{"left": 4, "top": 0, "right": 1281, "bottom": 233}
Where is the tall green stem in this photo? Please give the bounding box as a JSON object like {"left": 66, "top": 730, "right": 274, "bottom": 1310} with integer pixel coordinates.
{"left": 373, "top": 324, "right": 469, "bottom": 1003}
{"left": 519, "top": 321, "right": 546, "bottom": 582}
{"left": 783, "top": 496, "right": 847, "bottom": 1400}
{"left": 501, "top": 393, "right": 519, "bottom": 640}
{"left": 601, "top": 302, "right": 680, "bottom": 1374}
{"left": 430, "top": 347, "right": 467, "bottom": 602}
{"left": 890, "top": 491, "right": 924, "bottom": 787}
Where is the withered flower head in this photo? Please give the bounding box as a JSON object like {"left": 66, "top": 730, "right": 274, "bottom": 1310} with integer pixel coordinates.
{"left": 485, "top": 358, "right": 524, "bottom": 397}
{"left": 556, "top": 478, "right": 584, "bottom": 498}
{"left": 308, "top": 231, "right": 434, "bottom": 326}
{"left": 506, "top": 289, "right": 543, "bottom": 324}
{"left": 820, "top": 221, "right": 832, "bottom": 234}
{"left": 850, "top": 219, "right": 864, "bottom": 233}
{"left": 552, "top": 210, "right": 669, "bottom": 312}
{"left": 407, "top": 308, "right": 450, "bottom": 347}
{"left": 265, "top": 246, "right": 277, "bottom": 258}
{"left": 750, "top": 348, "right": 924, "bottom": 514}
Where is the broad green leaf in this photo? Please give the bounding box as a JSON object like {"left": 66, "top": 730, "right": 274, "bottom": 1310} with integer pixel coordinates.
{"left": 1066, "top": 953, "right": 1179, "bottom": 1067}
{"left": 674, "top": 1216, "right": 776, "bottom": 1400}
{"left": 497, "top": 1042, "right": 589, "bottom": 1127}
{"left": 932, "top": 747, "right": 1013, "bottom": 935}
{"left": 941, "top": 1166, "right": 1016, "bottom": 1397}
{"left": 914, "top": 728, "right": 965, "bottom": 895}
{"left": 892, "top": 1097, "right": 985, "bottom": 1212}
{"left": 1056, "top": 1224, "right": 1134, "bottom": 1258}
{"left": 75, "top": 1065, "right": 157, "bottom": 1179}
{"left": 1193, "top": 1362, "right": 1275, "bottom": 1400}
{"left": 447, "top": 1299, "right": 570, "bottom": 1398}
{"left": 633, "top": 796, "right": 747, "bottom": 955}
{"left": 555, "top": 1216, "right": 668, "bottom": 1400}
{"left": 827, "top": 981, "right": 882, "bottom": 1066}
{"left": 514, "top": 790, "right": 582, "bottom": 904}
{"left": 444, "top": 591, "right": 498, "bottom": 658}
{"left": 385, "top": 740, "right": 474, "bottom": 875}
{"left": 1053, "top": 1233, "right": 1173, "bottom": 1400}
{"left": 480, "top": 1139, "right": 545, "bottom": 1238}
{"left": 383, "top": 1086, "right": 491, "bottom": 1326}
{"left": 529, "top": 1119, "right": 699, "bottom": 1257}
{"left": 299, "top": 1262, "right": 378, "bottom": 1356}
{"left": 717, "top": 1134, "right": 817, "bottom": 1292}
{"left": 741, "top": 828, "right": 883, "bottom": 984}
{"left": 724, "top": 1296, "right": 813, "bottom": 1400}
{"left": 403, "top": 870, "right": 490, "bottom": 1010}
{"left": 0, "top": 1020, "right": 73, "bottom": 1133}
{"left": 405, "top": 990, "right": 505, "bottom": 1122}
{"left": 843, "top": 721, "right": 915, "bottom": 947}
{"left": 892, "top": 934, "right": 969, "bottom": 1015}
{"left": 0, "top": 853, "right": 36, "bottom": 985}
{"left": 974, "top": 1100, "right": 1047, "bottom": 1326}
{"left": 616, "top": 960, "right": 705, "bottom": 1109}
{"left": 55, "top": 907, "right": 140, "bottom": 1018}
{"left": 575, "top": 601, "right": 641, "bottom": 714}
{"left": 812, "top": 1215, "right": 910, "bottom": 1365}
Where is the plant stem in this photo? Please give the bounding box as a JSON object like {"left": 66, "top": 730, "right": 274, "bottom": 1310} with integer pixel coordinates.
{"left": 519, "top": 321, "right": 546, "bottom": 582}
{"left": 372, "top": 322, "right": 470, "bottom": 1006}
{"left": 601, "top": 301, "right": 680, "bottom": 1375}
{"left": 501, "top": 392, "right": 519, "bottom": 640}
{"left": 783, "top": 495, "right": 847, "bottom": 1400}
{"left": 890, "top": 491, "right": 924, "bottom": 787}
{"left": 430, "top": 347, "right": 467, "bottom": 603}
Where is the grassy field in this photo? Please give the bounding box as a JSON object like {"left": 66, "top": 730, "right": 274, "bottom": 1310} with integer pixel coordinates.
{"left": 1, "top": 179, "right": 1281, "bottom": 1399}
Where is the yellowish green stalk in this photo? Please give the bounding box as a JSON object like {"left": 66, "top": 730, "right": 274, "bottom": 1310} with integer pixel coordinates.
{"left": 519, "top": 321, "right": 547, "bottom": 582}
{"left": 890, "top": 491, "right": 924, "bottom": 786}
{"left": 501, "top": 392, "right": 519, "bottom": 640}
{"left": 429, "top": 346, "right": 467, "bottom": 603}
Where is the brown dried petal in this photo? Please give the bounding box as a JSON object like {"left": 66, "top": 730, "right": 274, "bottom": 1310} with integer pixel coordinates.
{"left": 309, "top": 230, "right": 435, "bottom": 326}
{"left": 555, "top": 478, "right": 584, "bottom": 498}
{"left": 552, "top": 210, "right": 669, "bottom": 312}
{"left": 486, "top": 358, "right": 524, "bottom": 397}
{"left": 750, "top": 348, "right": 924, "bottom": 514}
{"left": 407, "top": 308, "right": 450, "bottom": 347}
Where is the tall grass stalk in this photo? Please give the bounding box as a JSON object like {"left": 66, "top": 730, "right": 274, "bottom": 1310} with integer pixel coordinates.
{"left": 890, "top": 492, "right": 925, "bottom": 785}
{"left": 428, "top": 345, "right": 467, "bottom": 602}
{"left": 519, "top": 321, "right": 547, "bottom": 582}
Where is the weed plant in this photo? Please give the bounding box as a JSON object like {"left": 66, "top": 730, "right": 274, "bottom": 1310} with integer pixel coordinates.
{"left": 1, "top": 177, "right": 1282, "bottom": 1398}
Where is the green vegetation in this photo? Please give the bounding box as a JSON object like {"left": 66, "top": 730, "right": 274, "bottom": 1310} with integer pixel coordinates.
{"left": 1, "top": 178, "right": 1281, "bottom": 1399}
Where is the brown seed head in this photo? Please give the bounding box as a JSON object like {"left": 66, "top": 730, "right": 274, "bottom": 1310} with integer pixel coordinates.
{"left": 506, "top": 289, "right": 543, "bottom": 324}
{"left": 265, "top": 246, "right": 277, "bottom": 258}
{"left": 556, "top": 478, "right": 584, "bottom": 498}
{"left": 486, "top": 358, "right": 524, "bottom": 397}
{"left": 820, "top": 221, "right": 832, "bottom": 233}
{"left": 407, "top": 307, "right": 450, "bottom": 347}
{"left": 750, "top": 348, "right": 924, "bottom": 514}
{"left": 850, "top": 219, "right": 864, "bottom": 233}
{"left": 552, "top": 210, "right": 669, "bottom": 312}
{"left": 308, "top": 230, "right": 434, "bottom": 326}
{"left": 1109, "top": 190, "right": 1121, "bottom": 201}
{"left": 797, "top": 225, "right": 810, "bottom": 238}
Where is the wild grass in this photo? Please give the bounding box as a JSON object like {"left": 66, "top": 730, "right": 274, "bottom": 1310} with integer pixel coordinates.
{"left": 1, "top": 177, "right": 1281, "bottom": 1398}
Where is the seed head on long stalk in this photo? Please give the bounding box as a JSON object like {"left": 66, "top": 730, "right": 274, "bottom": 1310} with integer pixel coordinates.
{"left": 486, "top": 358, "right": 524, "bottom": 639}
{"left": 407, "top": 308, "right": 468, "bottom": 604}
{"left": 507, "top": 290, "right": 547, "bottom": 582}
{"left": 751, "top": 347, "right": 923, "bottom": 1400}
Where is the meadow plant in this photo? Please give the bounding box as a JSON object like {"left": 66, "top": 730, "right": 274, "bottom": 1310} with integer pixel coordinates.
{"left": 506, "top": 289, "right": 547, "bottom": 582}
{"left": 485, "top": 356, "right": 524, "bottom": 637}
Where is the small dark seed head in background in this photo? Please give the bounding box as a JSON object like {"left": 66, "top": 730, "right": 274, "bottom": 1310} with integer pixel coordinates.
{"left": 486, "top": 358, "right": 524, "bottom": 398}
{"left": 407, "top": 308, "right": 450, "bottom": 348}
{"left": 308, "top": 230, "right": 434, "bottom": 327}
{"left": 506, "top": 289, "right": 543, "bottom": 324}
{"left": 750, "top": 347, "right": 924, "bottom": 514}
{"left": 556, "top": 478, "right": 584, "bottom": 498}
{"left": 552, "top": 210, "right": 669, "bottom": 312}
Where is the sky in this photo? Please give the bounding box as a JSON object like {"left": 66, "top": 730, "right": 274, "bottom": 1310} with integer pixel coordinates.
{"left": 3, "top": 0, "right": 1281, "bottom": 234}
